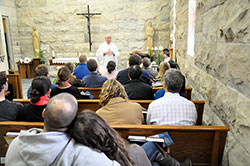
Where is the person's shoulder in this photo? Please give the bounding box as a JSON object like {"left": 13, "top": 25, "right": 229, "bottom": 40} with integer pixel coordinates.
{"left": 51, "top": 84, "right": 57, "bottom": 89}
{"left": 6, "top": 99, "right": 23, "bottom": 108}
{"left": 73, "top": 141, "right": 120, "bottom": 165}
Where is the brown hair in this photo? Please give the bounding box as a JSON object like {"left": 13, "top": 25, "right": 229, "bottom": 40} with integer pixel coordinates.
{"left": 99, "top": 79, "right": 128, "bottom": 106}
{"left": 56, "top": 67, "right": 71, "bottom": 86}
{"left": 65, "top": 62, "right": 74, "bottom": 73}
{"left": 156, "top": 61, "right": 170, "bottom": 80}
{"left": 35, "top": 64, "right": 49, "bottom": 77}
{"left": 79, "top": 55, "right": 87, "bottom": 64}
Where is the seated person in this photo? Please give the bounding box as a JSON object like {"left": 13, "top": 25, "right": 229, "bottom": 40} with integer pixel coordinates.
{"left": 103, "top": 60, "right": 118, "bottom": 80}
{"left": 27, "top": 64, "right": 56, "bottom": 99}
{"left": 155, "top": 61, "right": 186, "bottom": 100}
{"left": 73, "top": 55, "right": 90, "bottom": 80}
{"left": 116, "top": 54, "right": 151, "bottom": 86}
{"left": 147, "top": 69, "right": 197, "bottom": 126}
{"left": 155, "top": 61, "right": 170, "bottom": 81}
{"left": 51, "top": 67, "right": 90, "bottom": 99}
{"left": 163, "top": 48, "right": 170, "bottom": 62}
{"left": 96, "top": 79, "right": 143, "bottom": 124}
{"left": 6, "top": 93, "right": 119, "bottom": 165}
{"left": 0, "top": 72, "right": 23, "bottom": 121}
{"left": 124, "top": 65, "right": 154, "bottom": 100}
{"left": 72, "top": 111, "right": 150, "bottom": 166}
{"left": 18, "top": 76, "right": 51, "bottom": 122}
{"left": 82, "top": 59, "right": 107, "bottom": 88}
{"left": 142, "top": 57, "right": 158, "bottom": 79}
{"left": 65, "top": 62, "right": 82, "bottom": 87}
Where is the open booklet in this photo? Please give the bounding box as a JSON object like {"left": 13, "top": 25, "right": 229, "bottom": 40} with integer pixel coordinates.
{"left": 128, "top": 131, "right": 174, "bottom": 147}
{"left": 4, "top": 132, "right": 20, "bottom": 144}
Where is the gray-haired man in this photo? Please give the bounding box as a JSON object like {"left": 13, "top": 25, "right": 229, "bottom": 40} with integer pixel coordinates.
{"left": 147, "top": 69, "right": 197, "bottom": 125}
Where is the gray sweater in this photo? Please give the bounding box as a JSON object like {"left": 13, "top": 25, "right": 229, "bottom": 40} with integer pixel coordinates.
{"left": 6, "top": 128, "right": 120, "bottom": 166}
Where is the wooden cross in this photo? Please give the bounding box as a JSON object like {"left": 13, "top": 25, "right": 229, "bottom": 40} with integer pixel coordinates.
{"left": 77, "top": 5, "right": 101, "bottom": 52}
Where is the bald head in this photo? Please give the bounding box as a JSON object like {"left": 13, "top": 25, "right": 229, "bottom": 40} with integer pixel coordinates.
{"left": 79, "top": 55, "right": 87, "bottom": 64}
{"left": 105, "top": 34, "right": 112, "bottom": 44}
{"left": 44, "top": 93, "right": 78, "bottom": 132}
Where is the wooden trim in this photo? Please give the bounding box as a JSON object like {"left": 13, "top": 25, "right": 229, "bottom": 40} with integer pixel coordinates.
{"left": 211, "top": 131, "right": 220, "bottom": 166}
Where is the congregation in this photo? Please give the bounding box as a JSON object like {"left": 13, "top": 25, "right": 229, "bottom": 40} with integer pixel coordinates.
{"left": 1, "top": 51, "right": 197, "bottom": 166}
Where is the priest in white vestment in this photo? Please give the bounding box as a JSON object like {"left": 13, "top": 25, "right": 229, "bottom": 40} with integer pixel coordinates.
{"left": 96, "top": 35, "right": 120, "bottom": 75}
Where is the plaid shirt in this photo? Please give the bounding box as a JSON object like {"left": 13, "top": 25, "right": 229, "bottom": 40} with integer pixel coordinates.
{"left": 147, "top": 92, "right": 197, "bottom": 126}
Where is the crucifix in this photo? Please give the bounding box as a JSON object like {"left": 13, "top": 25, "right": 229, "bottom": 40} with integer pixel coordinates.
{"left": 77, "top": 5, "right": 101, "bottom": 52}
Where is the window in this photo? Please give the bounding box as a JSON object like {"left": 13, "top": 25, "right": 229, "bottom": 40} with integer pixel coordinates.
{"left": 187, "top": 0, "right": 196, "bottom": 57}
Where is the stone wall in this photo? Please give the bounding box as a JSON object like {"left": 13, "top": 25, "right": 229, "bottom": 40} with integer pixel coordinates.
{"left": 15, "top": 0, "right": 171, "bottom": 69}
{"left": 0, "top": 0, "right": 21, "bottom": 69}
{"left": 174, "top": 0, "right": 250, "bottom": 165}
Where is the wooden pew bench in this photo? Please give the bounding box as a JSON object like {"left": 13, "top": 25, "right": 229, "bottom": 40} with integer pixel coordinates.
{"left": 0, "top": 122, "right": 229, "bottom": 166}
{"left": 13, "top": 99, "right": 205, "bottom": 125}
{"left": 78, "top": 87, "right": 193, "bottom": 100}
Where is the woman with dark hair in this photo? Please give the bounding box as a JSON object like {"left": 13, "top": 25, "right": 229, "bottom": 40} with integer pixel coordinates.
{"left": 18, "top": 76, "right": 51, "bottom": 122}
{"left": 50, "top": 67, "right": 90, "bottom": 99}
{"left": 103, "top": 60, "right": 118, "bottom": 79}
{"left": 72, "top": 110, "right": 151, "bottom": 166}
{"left": 65, "top": 62, "right": 82, "bottom": 87}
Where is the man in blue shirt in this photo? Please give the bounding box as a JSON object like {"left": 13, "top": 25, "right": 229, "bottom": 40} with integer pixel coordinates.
{"left": 73, "top": 55, "right": 90, "bottom": 80}
{"left": 82, "top": 59, "right": 107, "bottom": 88}
{"left": 116, "top": 54, "right": 151, "bottom": 85}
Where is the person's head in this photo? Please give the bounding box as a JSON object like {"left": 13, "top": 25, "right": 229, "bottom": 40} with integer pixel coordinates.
{"left": 30, "top": 76, "right": 51, "bottom": 103}
{"left": 105, "top": 34, "right": 112, "bottom": 44}
{"left": 65, "top": 62, "right": 75, "bottom": 73}
{"left": 0, "top": 71, "right": 8, "bottom": 93}
{"left": 43, "top": 93, "right": 78, "bottom": 132}
{"left": 33, "top": 26, "right": 36, "bottom": 31}
{"left": 156, "top": 61, "right": 170, "bottom": 79}
{"left": 35, "top": 64, "right": 49, "bottom": 77}
{"left": 99, "top": 79, "right": 128, "bottom": 106}
{"left": 168, "top": 60, "right": 179, "bottom": 69}
{"left": 128, "top": 65, "right": 142, "bottom": 80}
{"left": 56, "top": 67, "right": 71, "bottom": 86}
{"left": 163, "top": 48, "right": 169, "bottom": 57}
{"left": 87, "top": 59, "right": 98, "bottom": 72}
{"left": 128, "top": 54, "right": 141, "bottom": 66}
{"left": 79, "top": 55, "right": 87, "bottom": 64}
{"left": 142, "top": 57, "right": 151, "bottom": 68}
{"left": 106, "top": 61, "right": 116, "bottom": 74}
{"left": 163, "top": 69, "right": 184, "bottom": 93}
{"left": 71, "top": 110, "right": 134, "bottom": 166}
{"left": 147, "top": 20, "right": 152, "bottom": 27}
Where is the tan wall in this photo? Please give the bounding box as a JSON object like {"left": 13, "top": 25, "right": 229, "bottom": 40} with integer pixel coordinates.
{"left": 173, "top": 0, "right": 250, "bottom": 165}
{"left": 15, "top": 0, "right": 171, "bottom": 70}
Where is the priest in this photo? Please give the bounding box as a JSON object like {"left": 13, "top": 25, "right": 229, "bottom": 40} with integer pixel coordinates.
{"left": 96, "top": 35, "right": 120, "bottom": 74}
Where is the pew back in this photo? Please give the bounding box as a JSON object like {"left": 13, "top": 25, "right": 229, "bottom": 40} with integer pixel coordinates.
{"left": 78, "top": 87, "right": 193, "bottom": 100}
{"left": 13, "top": 99, "right": 204, "bottom": 125}
{"left": 0, "top": 122, "right": 229, "bottom": 166}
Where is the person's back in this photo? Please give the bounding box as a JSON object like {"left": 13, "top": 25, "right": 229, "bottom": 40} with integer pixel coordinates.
{"left": 6, "top": 93, "right": 119, "bottom": 166}
{"left": 18, "top": 76, "right": 51, "bottom": 122}
{"left": 96, "top": 79, "right": 143, "bottom": 124}
{"left": 50, "top": 67, "right": 90, "bottom": 99}
{"left": 116, "top": 54, "right": 151, "bottom": 85}
{"left": 73, "top": 55, "right": 90, "bottom": 79}
{"left": 147, "top": 69, "right": 197, "bottom": 126}
{"left": 143, "top": 57, "right": 158, "bottom": 79}
{"left": 0, "top": 72, "right": 23, "bottom": 121}
{"left": 124, "top": 65, "right": 154, "bottom": 100}
{"left": 81, "top": 59, "right": 107, "bottom": 88}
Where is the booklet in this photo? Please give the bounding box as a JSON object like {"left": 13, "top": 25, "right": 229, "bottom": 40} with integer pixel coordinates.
{"left": 4, "top": 132, "right": 20, "bottom": 144}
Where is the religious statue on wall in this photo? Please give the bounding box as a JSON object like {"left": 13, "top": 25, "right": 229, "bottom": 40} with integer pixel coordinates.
{"left": 32, "top": 26, "right": 40, "bottom": 58}
{"left": 146, "top": 20, "right": 154, "bottom": 49}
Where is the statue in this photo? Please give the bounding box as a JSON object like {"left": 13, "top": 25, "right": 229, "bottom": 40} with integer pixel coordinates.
{"left": 146, "top": 20, "right": 154, "bottom": 49}
{"left": 32, "top": 26, "right": 40, "bottom": 58}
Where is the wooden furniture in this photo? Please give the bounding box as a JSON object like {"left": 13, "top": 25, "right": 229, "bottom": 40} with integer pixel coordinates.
{"left": 17, "top": 61, "right": 33, "bottom": 79}
{"left": 4, "top": 91, "right": 10, "bottom": 96}
{"left": 13, "top": 99, "right": 205, "bottom": 125}
{"left": 0, "top": 121, "right": 229, "bottom": 166}
{"left": 31, "top": 58, "right": 41, "bottom": 77}
{"left": 7, "top": 72, "right": 23, "bottom": 99}
{"left": 78, "top": 87, "right": 193, "bottom": 100}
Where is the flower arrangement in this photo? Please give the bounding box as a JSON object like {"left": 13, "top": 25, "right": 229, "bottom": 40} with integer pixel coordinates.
{"left": 146, "top": 46, "right": 164, "bottom": 65}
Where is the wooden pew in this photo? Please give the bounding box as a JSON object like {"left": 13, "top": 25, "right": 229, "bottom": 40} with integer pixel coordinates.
{"left": 78, "top": 87, "right": 193, "bottom": 100}
{"left": 7, "top": 72, "right": 23, "bottom": 99}
{"left": 0, "top": 121, "right": 229, "bottom": 166}
{"left": 13, "top": 99, "right": 205, "bottom": 125}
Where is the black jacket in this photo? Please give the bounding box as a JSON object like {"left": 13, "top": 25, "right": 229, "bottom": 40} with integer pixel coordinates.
{"left": 50, "top": 86, "right": 90, "bottom": 99}
{"left": 18, "top": 104, "right": 46, "bottom": 122}
{"left": 124, "top": 79, "right": 154, "bottom": 100}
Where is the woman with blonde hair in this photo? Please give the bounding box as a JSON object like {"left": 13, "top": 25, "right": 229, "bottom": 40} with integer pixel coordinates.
{"left": 96, "top": 79, "right": 143, "bottom": 124}
{"left": 156, "top": 61, "right": 170, "bottom": 80}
